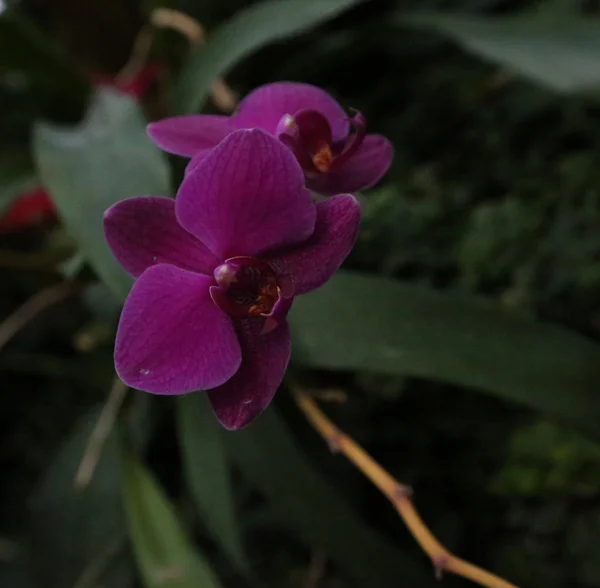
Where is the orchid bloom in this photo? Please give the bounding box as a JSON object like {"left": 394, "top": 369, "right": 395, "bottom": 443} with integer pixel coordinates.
{"left": 147, "top": 81, "right": 393, "bottom": 195}
{"left": 104, "top": 129, "right": 360, "bottom": 429}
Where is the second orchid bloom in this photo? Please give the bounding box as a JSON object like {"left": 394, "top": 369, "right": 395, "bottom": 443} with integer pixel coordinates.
{"left": 148, "top": 82, "right": 393, "bottom": 195}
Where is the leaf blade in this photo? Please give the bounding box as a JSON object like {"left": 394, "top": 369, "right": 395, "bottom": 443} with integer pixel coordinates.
{"left": 289, "top": 270, "right": 600, "bottom": 440}
{"left": 176, "top": 394, "right": 249, "bottom": 574}
{"left": 121, "top": 453, "right": 223, "bottom": 588}
{"left": 174, "top": 0, "right": 366, "bottom": 114}
{"left": 227, "top": 410, "right": 432, "bottom": 587}
{"left": 33, "top": 88, "right": 171, "bottom": 301}
{"left": 402, "top": 12, "right": 600, "bottom": 93}
{"left": 27, "top": 406, "right": 133, "bottom": 588}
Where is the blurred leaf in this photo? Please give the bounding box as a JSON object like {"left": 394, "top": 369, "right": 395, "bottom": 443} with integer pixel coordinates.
{"left": 33, "top": 89, "right": 171, "bottom": 301}
{"left": 121, "top": 453, "right": 222, "bottom": 588}
{"left": 0, "top": 151, "right": 38, "bottom": 215}
{"left": 289, "top": 270, "right": 600, "bottom": 440}
{"left": 174, "top": 0, "right": 367, "bottom": 114}
{"left": 176, "top": 395, "right": 249, "bottom": 574}
{"left": 227, "top": 410, "right": 431, "bottom": 587}
{"left": 491, "top": 420, "right": 600, "bottom": 497}
{"left": 27, "top": 406, "right": 133, "bottom": 588}
{"left": 402, "top": 12, "right": 600, "bottom": 93}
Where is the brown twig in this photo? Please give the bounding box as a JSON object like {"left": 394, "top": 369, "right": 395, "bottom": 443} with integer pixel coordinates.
{"left": 303, "top": 550, "right": 327, "bottom": 588}
{"left": 0, "top": 281, "right": 78, "bottom": 351}
{"left": 114, "top": 9, "right": 236, "bottom": 112}
{"left": 74, "top": 376, "right": 128, "bottom": 490}
{"left": 72, "top": 535, "right": 124, "bottom": 588}
{"left": 114, "top": 24, "right": 155, "bottom": 85}
{"left": 0, "top": 249, "right": 72, "bottom": 270}
{"left": 150, "top": 8, "right": 205, "bottom": 43}
{"left": 0, "top": 537, "right": 17, "bottom": 562}
{"left": 150, "top": 8, "right": 237, "bottom": 112}
{"left": 293, "top": 390, "right": 519, "bottom": 588}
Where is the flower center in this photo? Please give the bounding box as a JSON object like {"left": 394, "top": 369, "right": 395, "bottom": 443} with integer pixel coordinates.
{"left": 209, "top": 257, "right": 294, "bottom": 334}
{"left": 276, "top": 109, "right": 366, "bottom": 174}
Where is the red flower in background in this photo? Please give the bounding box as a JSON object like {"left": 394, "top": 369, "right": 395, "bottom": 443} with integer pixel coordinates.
{"left": 0, "top": 187, "right": 56, "bottom": 233}
{"left": 0, "top": 63, "right": 162, "bottom": 234}
{"left": 92, "top": 62, "right": 163, "bottom": 99}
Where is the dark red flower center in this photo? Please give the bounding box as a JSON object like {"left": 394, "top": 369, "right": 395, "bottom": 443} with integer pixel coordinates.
{"left": 209, "top": 257, "right": 293, "bottom": 334}
{"left": 276, "top": 109, "right": 366, "bottom": 175}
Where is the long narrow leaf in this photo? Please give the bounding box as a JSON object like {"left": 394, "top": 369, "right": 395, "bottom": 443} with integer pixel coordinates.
{"left": 121, "top": 453, "right": 222, "bottom": 588}
{"left": 176, "top": 395, "right": 249, "bottom": 574}
{"left": 289, "top": 270, "right": 600, "bottom": 440}
{"left": 28, "top": 406, "right": 133, "bottom": 588}
{"left": 402, "top": 12, "right": 600, "bottom": 93}
{"left": 174, "top": 0, "right": 367, "bottom": 114}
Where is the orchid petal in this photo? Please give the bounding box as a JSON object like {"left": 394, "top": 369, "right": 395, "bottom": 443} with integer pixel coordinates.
{"left": 104, "top": 196, "right": 219, "bottom": 277}
{"left": 233, "top": 82, "right": 349, "bottom": 139}
{"left": 208, "top": 320, "right": 291, "bottom": 430}
{"left": 176, "top": 129, "right": 316, "bottom": 259}
{"left": 115, "top": 264, "right": 241, "bottom": 394}
{"left": 147, "top": 115, "right": 231, "bottom": 156}
{"left": 268, "top": 194, "right": 360, "bottom": 295}
{"left": 308, "top": 134, "right": 393, "bottom": 195}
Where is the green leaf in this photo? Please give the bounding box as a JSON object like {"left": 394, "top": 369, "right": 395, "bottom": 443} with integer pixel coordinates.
{"left": 0, "top": 151, "right": 38, "bottom": 215}
{"left": 227, "top": 410, "right": 431, "bottom": 587}
{"left": 401, "top": 12, "right": 600, "bottom": 93}
{"left": 176, "top": 395, "right": 249, "bottom": 574}
{"left": 174, "top": 0, "right": 366, "bottom": 114}
{"left": 33, "top": 89, "right": 171, "bottom": 301}
{"left": 27, "top": 406, "right": 133, "bottom": 588}
{"left": 121, "top": 453, "right": 223, "bottom": 588}
{"left": 289, "top": 271, "right": 600, "bottom": 440}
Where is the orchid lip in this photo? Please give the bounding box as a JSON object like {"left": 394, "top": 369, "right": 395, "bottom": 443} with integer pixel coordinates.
{"left": 210, "top": 256, "right": 294, "bottom": 332}
{"left": 276, "top": 108, "right": 366, "bottom": 174}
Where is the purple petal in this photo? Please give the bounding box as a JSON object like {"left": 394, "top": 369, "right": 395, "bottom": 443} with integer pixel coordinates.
{"left": 208, "top": 320, "right": 291, "bottom": 430}
{"left": 267, "top": 194, "right": 360, "bottom": 295}
{"left": 176, "top": 128, "right": 316, "bottom": 259}
{"left": 233, "top": 82, "right": 349, "bottom": 140}
{"left": 115, "top": 264, "right": 241, "bottom": 394}
{"left": 184, "top": 151, "right": 210, "bottom": 177}
{"left": 308, "top": 134, "right": 393, "bottom": 195}
{"left": 104, "top": 196, "right": 219, "bottom": 277}
{"left": 147, "top": 115, "right": 231, "bottom": 156}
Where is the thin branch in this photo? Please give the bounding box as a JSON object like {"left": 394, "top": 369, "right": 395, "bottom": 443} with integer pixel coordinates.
{"left": 115, "top": 9, "right": 237, "bottom": 112}
{"left": 0, "top": 249, "right": 71, "bottom": 270}
{"left": 303, "top": 550, "right": 327, "bottom": 588}
{"left": 293, "top": 390, "right": 519, "bottom": 588}
{"left": 150, "top": 8, "right": 237, "bottom": 112}
{"left": 0, "top": 281, "right": 77, "bottom": 350}
{"left": 74, "top": 376, "right": 128, "bottom": 490}
{"left": 0, "top": 537, "right": 17, "bottom": 562}
{"left": 150, "top": 8, "right": 206, "bottom": 43}
{"left": 114, "top": 24, "right": 155, "bottom": 85}
{"left": 72, "top": 535, "right": 124, "bottom": 588}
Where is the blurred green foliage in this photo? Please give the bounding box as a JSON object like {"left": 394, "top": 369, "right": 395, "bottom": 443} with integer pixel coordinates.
{"left": 2, "top": 0, "right": 600, "bottom": 587}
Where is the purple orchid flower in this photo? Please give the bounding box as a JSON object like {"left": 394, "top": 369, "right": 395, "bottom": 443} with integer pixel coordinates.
{"left": 147, "top": 81, "right": 393, "bottom": 195}
{"left": 103, "top": 129, "right": 360, "bottom": 430}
